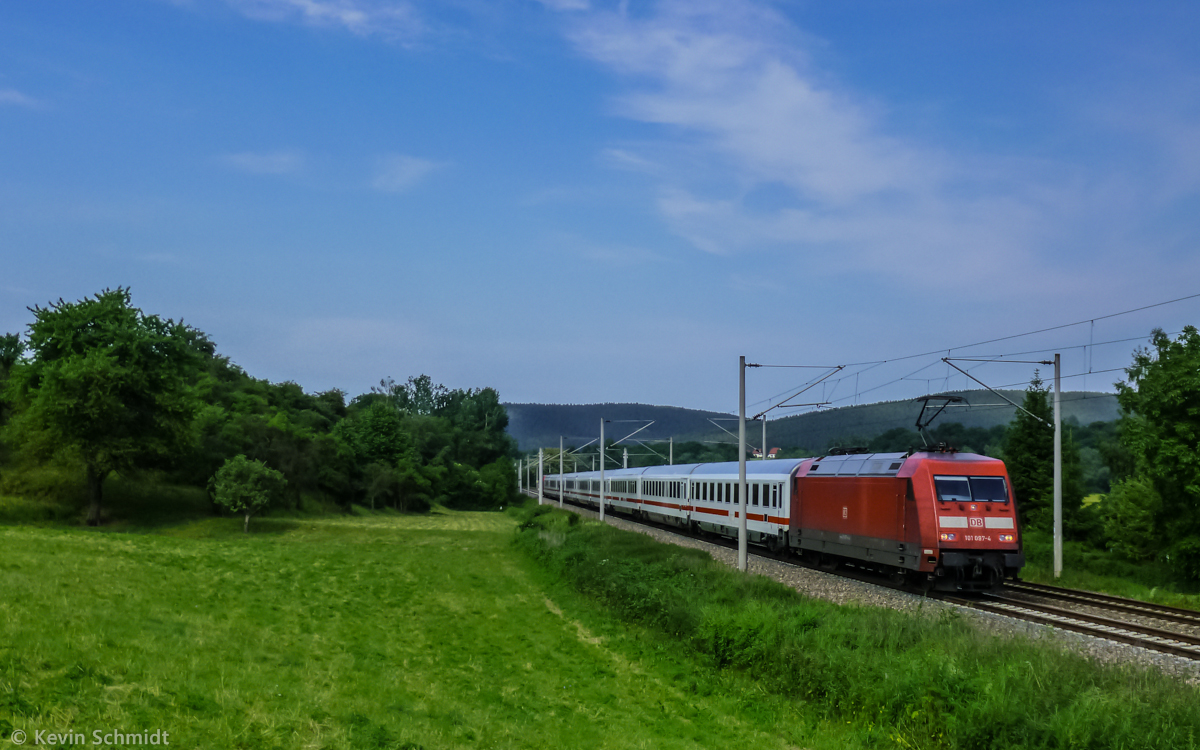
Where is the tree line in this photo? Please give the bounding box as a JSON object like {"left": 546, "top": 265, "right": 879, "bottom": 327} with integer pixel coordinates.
{"left": 0, "top": 288, "right": 519, "bottom": 526}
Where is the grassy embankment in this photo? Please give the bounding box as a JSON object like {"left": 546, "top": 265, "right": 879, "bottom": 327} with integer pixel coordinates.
{"left": 515, "top": 505, "right": 1200, "bottom": 750}
{"left": 3, "top": 506, "right": 830, "bottom": 750}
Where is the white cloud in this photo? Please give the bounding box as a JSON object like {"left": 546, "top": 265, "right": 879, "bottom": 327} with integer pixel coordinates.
{"left": 219, "top": 150, "right": 305, "bottom": 175}
{"left": 371, "top": 153, "right": 443, "bottom": 192}
{"left": 0, "top": 88, "right": 43, "bottom": 108}
{"left": 570, "top": 1, "right": 942, "bottom": 205}
{"left": 554, "top": 0, "right": 1113, "bottom": 294}
{"left": 535, "top": 0, "right": 589, "bottom": 11}
{"left": 599, "top": 147, "right": 661, "bottom": 174}
{"left": 226, "top": 0, "right": 423, "bottom": 41}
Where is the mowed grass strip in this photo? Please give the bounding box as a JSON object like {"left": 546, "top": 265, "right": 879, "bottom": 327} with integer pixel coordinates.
{"left": 0, "top": 512, "right": 800, "bottom": 749}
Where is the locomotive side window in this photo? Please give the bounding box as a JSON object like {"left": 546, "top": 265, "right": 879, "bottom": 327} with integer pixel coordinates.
{"left": 934, "top": 476, "right": 972, "bottom": 504}
{"left": 969, "top": 476, "right": 1009, "bottom": 504}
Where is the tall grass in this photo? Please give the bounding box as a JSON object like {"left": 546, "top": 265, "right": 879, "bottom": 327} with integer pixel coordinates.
{"left": 0, "top": 465, "right": 86, "bottom": 523}
{"left": 515, "top": 505, "right": 1200, "bottom": 750}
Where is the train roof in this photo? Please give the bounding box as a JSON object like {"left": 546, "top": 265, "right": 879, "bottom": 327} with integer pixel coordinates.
{"left": 548, "top": 451, "right": 1004, "bottom": 480}
{"left": 554, "top": 458, "right": 808, "bottom": 479}
{"left": 807, "top": 452, "right": 909, "bottom": 477}
{"left": 685, "top": 458, "right": 808, "bottom": 477}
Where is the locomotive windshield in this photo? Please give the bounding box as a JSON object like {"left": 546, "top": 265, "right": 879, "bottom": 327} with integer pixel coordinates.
{"left": 934, "top": 475, "right": 1009, "bottom": 504}
{"left": 969, "top": 476, "right": 1009, "bottom": 503}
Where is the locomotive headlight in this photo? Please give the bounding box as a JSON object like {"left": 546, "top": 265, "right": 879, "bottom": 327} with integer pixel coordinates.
{"left": 999, "top": 534, "right": 1015, "bottom": 543}
{"left": 939, "top": 532, "right": 957, "bottom": 542}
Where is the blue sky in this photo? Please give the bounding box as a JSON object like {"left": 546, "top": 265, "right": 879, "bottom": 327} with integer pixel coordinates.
{"left": 3, "top": 0, "right": 1199, "bottom": 415}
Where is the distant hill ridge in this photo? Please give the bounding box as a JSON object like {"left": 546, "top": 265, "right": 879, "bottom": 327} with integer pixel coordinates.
{"left": 504, "top": 390, "right": 1120, "bottom": 453}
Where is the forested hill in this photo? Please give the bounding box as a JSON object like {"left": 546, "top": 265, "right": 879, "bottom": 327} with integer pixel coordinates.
{"left": 505, "top": 390, "right": 1120, "bottom": 453}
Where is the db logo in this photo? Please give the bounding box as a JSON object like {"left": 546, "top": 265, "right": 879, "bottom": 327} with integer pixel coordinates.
{"left": 969, "top": 517, "right": 984, "bottom": 528}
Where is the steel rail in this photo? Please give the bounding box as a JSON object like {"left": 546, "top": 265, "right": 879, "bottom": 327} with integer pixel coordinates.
{"left": 943, "top": 595, "right": 1200, "bottom": 661}
{"left": 1004, "top": 580, "right": 1200, "bottom": 626}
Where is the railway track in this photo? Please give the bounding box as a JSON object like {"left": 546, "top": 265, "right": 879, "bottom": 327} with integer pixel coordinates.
{"left": 943, "top": 590, "right": 1200, "bottom": 661}
{"left": 529, "top": 492, "right": 1200, "bottom": 661}
{"left": 1002, "top": 580, "right": 1200, "bottom": 627}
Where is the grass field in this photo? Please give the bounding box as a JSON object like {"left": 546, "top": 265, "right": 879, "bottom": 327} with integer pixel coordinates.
{"left": 5, "top": 503, "right": 1199, "bottom": 750}
{"left": 1, "top": 509, "right": 834, "bottom": 749}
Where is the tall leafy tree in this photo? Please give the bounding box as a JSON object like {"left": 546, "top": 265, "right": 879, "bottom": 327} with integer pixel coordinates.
{"left": 3, "top": 289, "right": 204, "bottom": 524}
{"left": 0, "top": 332, "right": 24, "bottom": 428}
{"left": 1116, "top": 326, "right": 1200, "bottom": 578}
{"left": 0, "top": 333, "right": 22, "bottom": 378}
{"left": 374, "top": 374, "right": 450, "bottom": 417}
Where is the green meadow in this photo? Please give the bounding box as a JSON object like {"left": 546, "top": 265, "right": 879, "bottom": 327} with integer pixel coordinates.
{"left": 2, "top": 510, "right": 816, "bottom": 750}
{"left": 4, "top": 504, "right": 1199, "bottom": 750}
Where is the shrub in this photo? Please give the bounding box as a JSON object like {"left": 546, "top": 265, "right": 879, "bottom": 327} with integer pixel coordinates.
{"left": 210, "top": 454, "right": 287, "bottom": 532}
{"left": 1103, "top": 476, "right": 1162, "bottom": 561}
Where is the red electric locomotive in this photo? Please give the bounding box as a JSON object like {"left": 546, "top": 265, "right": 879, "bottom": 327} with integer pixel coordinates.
{"left": 791, "top": 449, "right": 1022, "bottom": 591}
